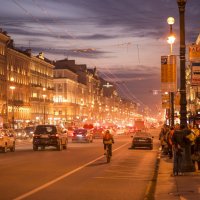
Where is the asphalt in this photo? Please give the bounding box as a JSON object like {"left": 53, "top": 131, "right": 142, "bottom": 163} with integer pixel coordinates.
{"left": 154, "top": 152, "right": 200, "bottom": 200}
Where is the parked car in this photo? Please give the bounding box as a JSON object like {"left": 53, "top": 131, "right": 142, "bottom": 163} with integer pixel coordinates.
{"left": 0, "top": 129, "right": 15, "bottom": 153}
{"left": 24, "top": 126, "right": 35, "bottom": 138}
{"left": 33, "top": 125, "right": 68, "bottom": 151}
{"left": 72, "top": 128, "right": 93, "bottom": 143}
{"left": 15, "top": 128, "right": 28, "bottom": 140}
{"left": 131, "top": 131, "right": 153, "bottom": 150}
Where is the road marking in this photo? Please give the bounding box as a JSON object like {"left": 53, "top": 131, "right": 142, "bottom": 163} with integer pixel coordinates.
{"left": 13, "top": 142, "right": 130, "bottom": 200}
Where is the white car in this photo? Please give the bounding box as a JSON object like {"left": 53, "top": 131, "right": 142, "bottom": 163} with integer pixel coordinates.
{"left": 0, "top": 129, "right": 15, "bottom": 153}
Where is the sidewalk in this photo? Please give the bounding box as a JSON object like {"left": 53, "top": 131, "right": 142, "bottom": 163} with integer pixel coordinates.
{"left": 154, "top": 154, "right": 200, "bottom": 200}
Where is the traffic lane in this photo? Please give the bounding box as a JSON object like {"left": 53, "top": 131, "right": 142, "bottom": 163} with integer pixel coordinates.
{"left": 18, "top": 143, "right": 159, "bottom": 200}
{"left": 0, "top": 138, "right": 130, "bottom": 200}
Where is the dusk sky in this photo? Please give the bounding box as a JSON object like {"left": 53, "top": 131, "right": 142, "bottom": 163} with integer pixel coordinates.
{"left": 0, "top": 0, "right": 199, "bottom": 114}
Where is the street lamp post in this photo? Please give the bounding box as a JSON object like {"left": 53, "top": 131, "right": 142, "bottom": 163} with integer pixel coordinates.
{"left": 42, "top": 87, "right": 46, "bottom": 124}
{"left": 10, "top": 85, "right": 15, "bottom": 129}
{"left": 167, "top": 17, "right": 176, "bottom": 127}
{"left": 177, "top": 0, "right": 195, "bottom": 172}
{"left": 42, "top": 94, "right": 46, "bottom": 124}
{"left": 177, "top": 0, "right": 187, "bottom": 126}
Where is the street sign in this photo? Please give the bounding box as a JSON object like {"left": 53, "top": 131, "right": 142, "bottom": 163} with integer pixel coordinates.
{"left": 191, "top": 62, "right": 200, "bottom": 85}
{"left": 189, "top": 44, "right": 200, "bottom": 62}
{"left": 161, "top": 55, "right": 177, "bottom": 92}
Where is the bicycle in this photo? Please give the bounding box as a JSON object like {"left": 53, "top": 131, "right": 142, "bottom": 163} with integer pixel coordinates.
{"left": 105, "top": 144, "right": 112, "bottom": 163}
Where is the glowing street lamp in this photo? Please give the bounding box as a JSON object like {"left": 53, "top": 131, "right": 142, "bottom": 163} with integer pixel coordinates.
{"left": 167, "top": 17, "right": 176, "bottom": 54}
{"left": 167, "top": 17, "right": 176, "bottom": 127}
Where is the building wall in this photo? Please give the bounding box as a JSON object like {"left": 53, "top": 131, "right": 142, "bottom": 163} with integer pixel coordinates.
{"left": 30, "top": 54, "right": 54, "bottom": 124}
{"left": 6, "top": 48, "right": 31, "bottom": 126}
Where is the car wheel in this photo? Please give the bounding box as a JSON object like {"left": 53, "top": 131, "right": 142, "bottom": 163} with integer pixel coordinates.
{"left": 57, "top": 140, "right": 62, "bottom": 151}
{"left": 3, "top": 145, "right": 7, "bottom": 153}
{"left": 33, "top": 145, "right": 38, "bottom": 151}
{"left": 10, "top": 142, "right": 15, "bottom": 152}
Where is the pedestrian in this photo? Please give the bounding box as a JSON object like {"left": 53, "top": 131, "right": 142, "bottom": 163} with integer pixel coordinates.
{"left": 159, "top": 124, "right": 169, "bottom": 155}
{"left": 171, "top": 124, "right": 185, "bottom": 176}
{"left": 191, "top": 134, "right": 200, "bottom": 170}
{"left": 167, "top": 126, "right": 175, "bottom": 159}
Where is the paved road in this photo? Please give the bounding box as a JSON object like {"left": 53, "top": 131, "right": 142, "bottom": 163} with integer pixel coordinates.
{"left": 0, "top": 130, "right": 160, "bottom": 200}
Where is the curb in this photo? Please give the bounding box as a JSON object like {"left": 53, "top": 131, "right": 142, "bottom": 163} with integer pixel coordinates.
{"left": 144, "top": 151, "right": 161, "bottom": 200}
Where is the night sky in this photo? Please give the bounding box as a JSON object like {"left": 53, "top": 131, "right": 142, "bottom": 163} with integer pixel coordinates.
{"left": 0, "top": 0, "right": 199, "bottom": 115}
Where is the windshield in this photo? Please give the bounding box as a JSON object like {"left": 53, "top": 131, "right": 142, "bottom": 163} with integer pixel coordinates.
{"left": 34, "top": 125, "right": 57, "bottom": 134}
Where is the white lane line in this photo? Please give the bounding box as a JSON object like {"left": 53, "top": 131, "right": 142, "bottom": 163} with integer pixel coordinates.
{"left": 13, "top": 142, "right": 130, "bottom": 200}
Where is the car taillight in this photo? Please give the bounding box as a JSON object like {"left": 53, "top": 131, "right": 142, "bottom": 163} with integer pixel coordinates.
{"left": 50, "top": 134, "right": 59, "bottom": 138}
{"left": 33, "top": 134, "right": 39, "bottom": 137}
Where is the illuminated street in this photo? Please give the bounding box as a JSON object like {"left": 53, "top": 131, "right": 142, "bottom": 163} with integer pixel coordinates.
{"left": 0, "top": 130, "right": 159, "bottom": 200}
{"left": 0, "top": 1, "right": 200, "bottom": 200}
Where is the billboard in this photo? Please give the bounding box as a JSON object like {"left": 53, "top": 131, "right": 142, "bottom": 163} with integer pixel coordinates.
{"left": 189, "top": 44, "right": 200, "bottom": 62}
{"left": 191, "top": 62, "right": 200, "bottom": 85}
{"left": 161, "top": 55, "right": 177, "bottom": 92}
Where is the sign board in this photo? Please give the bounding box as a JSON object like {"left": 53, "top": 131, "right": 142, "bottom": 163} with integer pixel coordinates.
{"left": 191, "top": 62, "right": 200, "bottom": 85}
{"left": 174, "top": 92, "right": 180, "bottom": 108}
{"left": 189, "top": 44, "right": 200, "bottom": 62}
{"left": 161, "top": 55, "right": 177, "bottom": 92}
{"left": 161, "top": 93, "right": 170, "bottom": 109}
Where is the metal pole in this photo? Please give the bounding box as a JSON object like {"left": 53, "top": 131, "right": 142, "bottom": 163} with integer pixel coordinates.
{"left": 177, "top": 0, "right": 195, "bottom": 172}
{"left": 177, "top": 0, "right": 187, "bottom": 126}
{"left": 169, "top": 22, "right": 174, "bottom": 127}
{"left": 12, "top": 90, "right": 14, "bottom": 129}
{"left": 43, "top": 98, "right": 45, "bottom": 124}
{"left": 170, "top": 92, "right": 174, "bottom": 127}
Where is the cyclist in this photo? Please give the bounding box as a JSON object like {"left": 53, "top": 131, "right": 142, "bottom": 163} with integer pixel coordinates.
{"left": 103, "top": 130, "right": 114, "bottom": 156}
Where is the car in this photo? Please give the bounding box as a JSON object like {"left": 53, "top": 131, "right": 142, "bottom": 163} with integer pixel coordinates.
{"left": 15, "top": 128, "right": 28, "bottom": 140}
{"left": 92, "top": 127, "right": 104, "bottom": 139}
{"left": 24, "top": 126, "right": 35, "bottom": 138}
{"left": 131, "top": 131, "right": 153, "bottom": 150}
{"left": 0, "top": 129, "right": 15, "bottom": 153}
{"left": 116, "top": 127, "right": 125, "bottom": 135}
{"left": 72, "top": 128, "right": 93, "bottom": 143}
{"left": 33, "top": 125, "right": 68, "bottom": 151}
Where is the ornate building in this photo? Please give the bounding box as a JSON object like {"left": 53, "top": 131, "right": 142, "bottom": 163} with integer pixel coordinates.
{"left": 30, "top": 52, "right": 54, "bottom": 124}
{"left": 0, "top": 30, "right": 10, "bottom": 126}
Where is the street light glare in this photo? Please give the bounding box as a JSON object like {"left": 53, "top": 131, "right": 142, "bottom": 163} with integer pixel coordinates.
{"left": 10, "top": 86, "right": 15, "bottom": 90}
{"left": 167, "top": 35, "right": 176, "bottom": 44}
{"left": 167, "top": 17, "right": 175, "bottom": 25}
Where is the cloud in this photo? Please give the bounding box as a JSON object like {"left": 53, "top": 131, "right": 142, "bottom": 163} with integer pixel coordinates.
{"left": 17, "top": 46, "right": 109, "bottom": 59}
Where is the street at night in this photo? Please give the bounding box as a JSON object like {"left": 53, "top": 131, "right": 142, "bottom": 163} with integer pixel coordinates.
{"left": 0, "top": 1, "right": 200, "bottom": 200}
{"left": 0, "top": 130, "right": 160, "bottom": 200}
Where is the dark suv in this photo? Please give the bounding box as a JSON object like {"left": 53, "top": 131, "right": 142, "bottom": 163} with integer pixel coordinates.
{"left": 33, "top": 125, "right": 68, "bottom": 151}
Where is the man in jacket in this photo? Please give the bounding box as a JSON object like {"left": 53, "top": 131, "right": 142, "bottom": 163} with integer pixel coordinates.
{"left": 103, "top": 130, "right": 114, "bottom": 156}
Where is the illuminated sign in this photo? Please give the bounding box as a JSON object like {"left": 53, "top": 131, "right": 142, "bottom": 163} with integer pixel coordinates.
{"left": 191, "top": 63, "right": 200, "bottom": 85}
{"left": 161, "top": 55, "right": 177, "bottom": 92}
{"left": 189, "top": 44, "right": 200, "bottom": 61}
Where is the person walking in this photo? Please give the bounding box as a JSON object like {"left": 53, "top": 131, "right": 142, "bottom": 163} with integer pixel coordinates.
{"left": 167, "top": 126, "right": 175, "bottom": 159}
{"left": 171, "top": 124, "right": 185, "bottom": 176}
